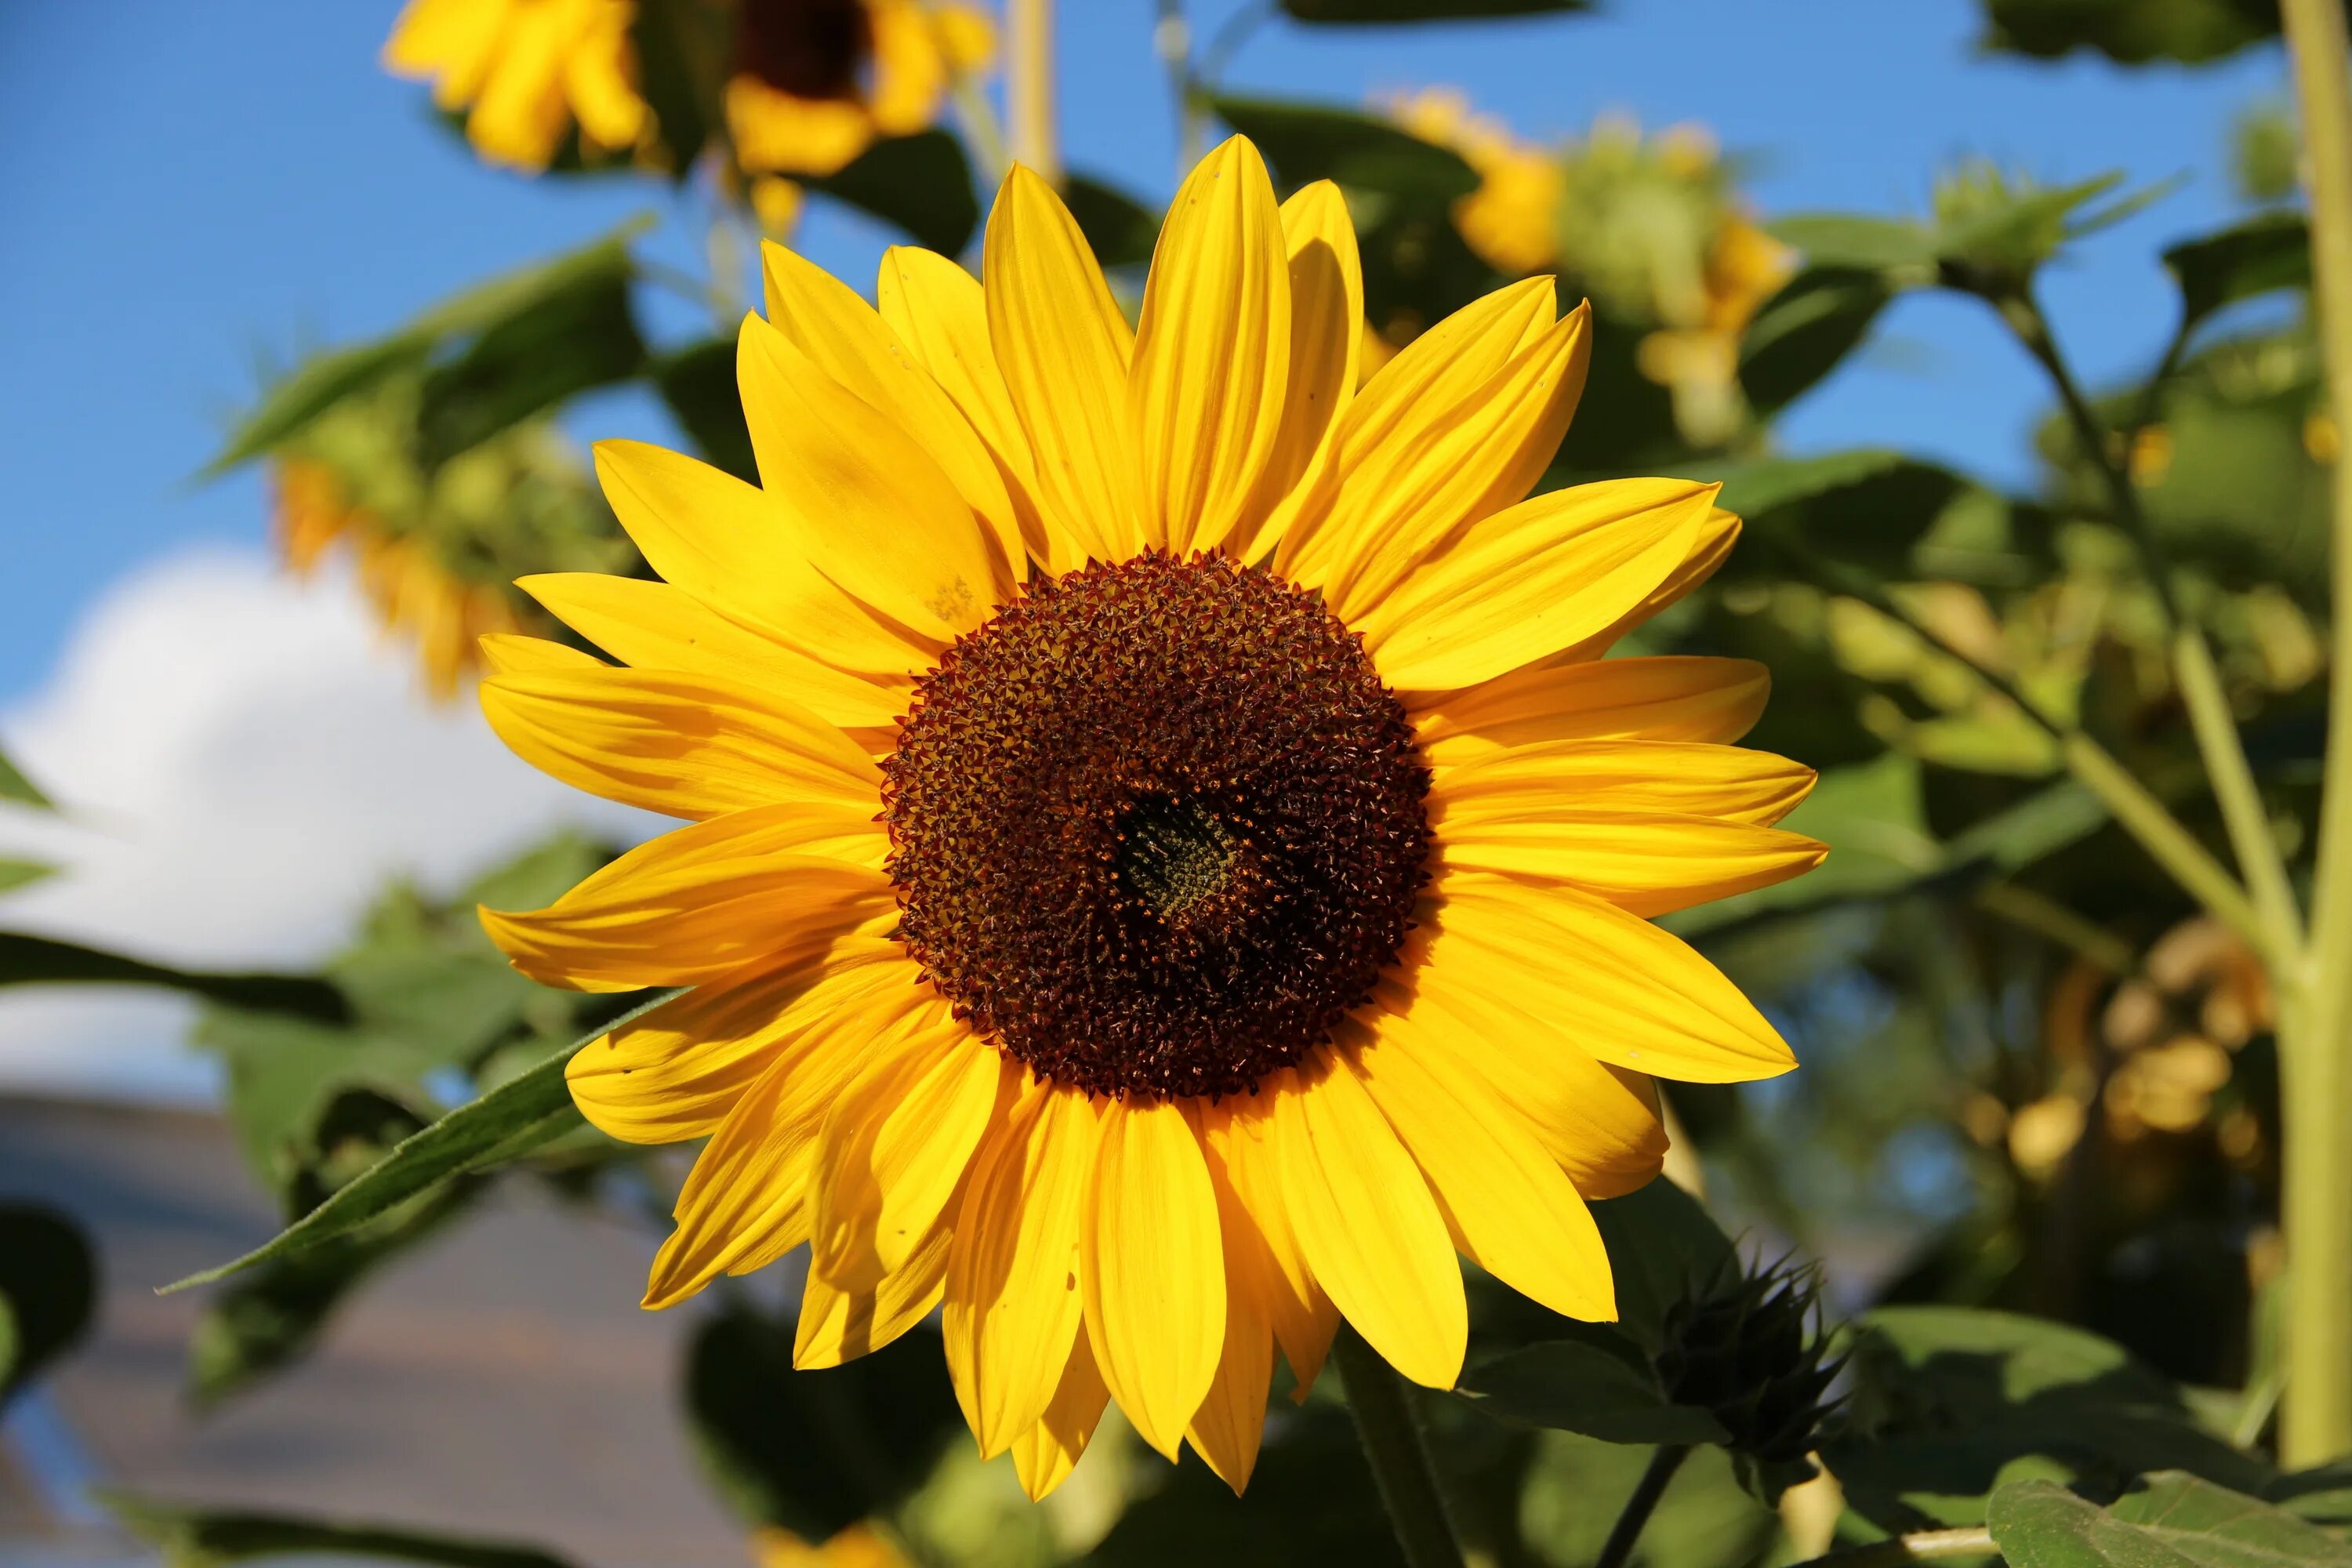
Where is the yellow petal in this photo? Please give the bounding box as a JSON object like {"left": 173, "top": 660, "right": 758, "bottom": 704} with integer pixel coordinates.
{"left": 984, "top": 165, "right": 1143, "bottom": 564}
{"left": 516, "top": 573, "right": 909, "bottom": 732}
{"left": 565, "top": 938, "right": 916, "bottom": 1142}
{"left": 480, "top": 834, "right": 893, "bottom": 992}
{"left": 1185, "top": 1288, "right": 1274, "bottom": 1494}
{"left": 1410, "top": 656, "right": 1771, "bottom": 765}
{"left": 593, "top": 438, "right": 929, "bottom": 677}
{"left": 1323, "top": 303, "right": 1594, "bottom": 621}
{"left": 1433, "top": 738, "right": 1819, "bottom": 827}
{"left": 1552, "top": 507, "right": 1744, "bottom": 665}
{"left": 760, "top": 241, "right": 1026, "bottom": 585}
{"left": 1200, "top": 1098, "right": 1335, "bottom": 1398}
{"left": 943, "top": 1079, "right": 1102, "bottom": 1456}
{"left": 643, "top": 984, "right": 945, "bottom": 1308}
{"left": 1361, "top": 478, "right": 1717, "bottom": 693}
{"left": 1438, "top": 811, "right": 1829, "bottom": 917}
{"left": 812, "top": 1033, "right": 1010, "bottom": 1290}
{"left": 1425, "top": 875, "right": 1796, "bottom": 1083}
{"left": 479, "top": 664, "right": 882, "bottom": 821}
{"left": 1080, "top": 1098, "right": 1225, "bottom": 1460}
{"left": 1272, "top": 1062, "right": 1465, "bottom": 1389}
{"left": 1010, "top": 1325, "right": 1112, "bottom": 1501}
{"left": 477, "top": 632, "right": 602, "bottom": 678}
{"left": 738, "top": 316, "right": 1002, "bottom": 641}
{"left": 1273, "top": 277, "right": 1554, "bottom": 586}
{"left": 1232, "top": 180, "right": 1363, "bottom": 564}
{"left": 793, "top": 1219, "right": 953, "bottom": 1369}
{"left": 1130, "top": 136, "right": 1290, "bottom": 555}
{"left": 1346, "top": 1025, "right": 1615, "bottom": 1323}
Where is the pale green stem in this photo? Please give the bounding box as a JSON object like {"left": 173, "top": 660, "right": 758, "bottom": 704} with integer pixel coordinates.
{"left": 2279, "top": 0, "right": 2352, "bottom": 1466}
{"left": 1007, "top": 0, "right": 1058, "bottom": 181}
{"left": 1331, "top": 1329, "right": 1466, "bottom": 1568}
{"left": 1156, "top": 0, "right": 1203, "bottom": 172}
{"left": 1784, "top": 1526, "right": 1996, "bottom": 1568}
{"left": 939, "top": 15, "right": 1009, "bottom": 190}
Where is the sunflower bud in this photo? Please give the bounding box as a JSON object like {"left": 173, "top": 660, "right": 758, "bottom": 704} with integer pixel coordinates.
{"left": 1656, "top": 1257, "right": 1841, "bottom": 1489}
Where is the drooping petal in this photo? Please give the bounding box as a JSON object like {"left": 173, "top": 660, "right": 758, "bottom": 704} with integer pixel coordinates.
{"left": 1129, "top": 136, "right": 1290, "bottom": 556}
{"left": 478, "top": 664, "right": 882, "bottom": 821}
{"left": 1346, "top": 1024, "right": 1615, "bottom": 1323}
{"left": 760, "top": 241, "right": 1025, "bottom": 585}
{"left": 1409, "top": 656, "right": 1770, "bottom": 764}
{"left": 593, "top": 437, "right": 931, "bottom": 677}
{"left": 943, "top": 1079, "right": 1102, "bottom": 1456}
{"left": 1360, "top": 479, "right": 1718, "bottom": 693}
{"left": 1200, "top": 1097, "right": 1336, "bottom": 1398}
{"left": 738, "top": 315, "right": 1004, "bottom": 641}
{"left": 1437, "top": 811, "right": 1829, "bottom": 916}
{"left": 1423, "top": 875, "right": 1796, "bottom": 1083}
{"left": 1272, "top": 1063, "right": 1465, "bottom": 1389}
{"left": 1432, "top": 739, "right": 1819, "bottom": 827}
{"left": 565, "top": 938, "right": 916, "bottom": 1142}
{"left": 985, "top": 165, "right": 1143, "bottom": 564}
{"left": 516, "top": 572, "right": 909, "bottom": 731}
{"left": 1010, "top": 1325, "right": 1112, "bottom": 1501}
{"left": 1080, "top": 1098, "right": 1225, "bottom": 1460}
{"left": 1231, "top": 180, "right": 1363, "bottom": 563}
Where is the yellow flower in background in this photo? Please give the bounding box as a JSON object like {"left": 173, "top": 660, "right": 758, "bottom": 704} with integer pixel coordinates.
{"left": 477, "top": 137, "right": 1819, "bottom": 1498}
{"left": 271, "top": 460, "right": 523, "bottom": 700}
{"left": 728, "top": 0, "right": 994, "bottom": 179}
{"left": 753, "top": 1522, "right": 908, "bottom": 1568}
{"left": 384, "top": 0, "right": 648, "bottom": 172}
{"left": 1635, "top": 211, "right": 1796, "bottom": 445}
{"left": 1385, "top": 88, "right": 1565, "bottom": 277}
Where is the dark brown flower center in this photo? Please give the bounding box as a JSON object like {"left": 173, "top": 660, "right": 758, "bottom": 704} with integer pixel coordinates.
{"left": 882, "top": 552, "right": 1431, "bottom": 1102}
{"left": 736, "top": 0, "right": 871, "bottom": 101}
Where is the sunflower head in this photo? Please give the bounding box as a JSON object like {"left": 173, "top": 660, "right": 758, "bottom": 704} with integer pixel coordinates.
{"left": 384, "top": 0, "right": 648, "bottom": 172}
{"left": 477, "top": 135, "right": 1819, "bottom": 1500}
{"left": 727, "top": 0, "right": 994, "bottom": 180}
{"left": 1657, "top": 1254, "right": 1841, "bottom": 1492}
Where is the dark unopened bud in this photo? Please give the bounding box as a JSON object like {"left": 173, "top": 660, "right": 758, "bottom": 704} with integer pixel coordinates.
{"left": 1656, "top": 1256, "right": 1841, "bottom": 1478}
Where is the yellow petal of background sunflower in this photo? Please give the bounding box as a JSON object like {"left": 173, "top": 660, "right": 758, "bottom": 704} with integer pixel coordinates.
{"left": 1426, "top": 876, "right": 1797, "bottom": 1083}
{"left": 479, "top": 665, "right": 882, "bottom": 822}
{"left": 943, "top": 1080, "right": 1102, "bottom": 1456}
{"left": 1010, "top": 1326, "right": 1112, "bottom": 1502}
{"left": 985, "top": 165, "right": 1143, "bottom": 564}
{"left": 760, "top": 241, "right": 1025, "bottom": 587}
{"left": 738, "top": 316, "right": 1001, "bottom": 642}
{"left": 1200, "top": 1098, "right": 1337, "bottom": 1399}
{"left": 1345, "top": 1025, "right": 1616, "bottom": 1323}
{"left": 565, "top": 938, "right": 913, "bottom": 1142}
{"left": 1438, "top": 811, "right": 1830, "bottom": 916}
{"left": 1410, "top": 655, "right": 1771, "bottom": 764}
{"left": 1080, "top": 1098, "right": 1225, "bottom": 1461}
{"left": 1361, "top": 479, "right": 1718, "bottom": 693}
{"left": 1129, "top": 136, "right": 1290, "bottom": 556}
{"left": 1272, "top": 1063, "right": 1466, "bottom": 1389}
{"left": 593, "top": 437, "right": 929, "bottom": 678}
{"left": 1432, "top": 737, "right": 1817, "bottom": 826}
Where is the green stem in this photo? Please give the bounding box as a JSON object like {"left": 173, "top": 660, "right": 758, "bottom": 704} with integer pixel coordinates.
{"left": 1783, "top": 1526, "right": 1996, "bottom": 1568}
{"left": 1594, "top": 1445, "right": 1690, "bottom": 1568}
{"left": 1154, "top": 0, "right": 1203, "bottom": 172}
{"left": 1332, "top": 1328, "right": 1465, "bottom": 1568}
{"left": 2280, "top": 0, "right": 2352, "bottom": 1466}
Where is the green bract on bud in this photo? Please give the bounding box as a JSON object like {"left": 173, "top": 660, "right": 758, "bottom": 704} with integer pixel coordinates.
{"left": 1655, "top": 1256, "right": 1842, "bottom": 1486}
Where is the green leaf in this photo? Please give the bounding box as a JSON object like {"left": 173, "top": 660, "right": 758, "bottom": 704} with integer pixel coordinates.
{"left": 206, "top": 336, "right": 434, "bottom": 476}
{"left": 1707, "top": 448, "right": 1969, "bottom": 575}
{"left": 1741, "top": 266, "right": 1896, "bottom": 417}
{"left": 102, "top": 1492, "right": 579, "bottom": 1568}
{"left": 1208, "top": 94, "right": 1480, "bottom": 202}
{"left": 1457, "top": 1323, "right": 1733, "bottom": 1446}
{"left": 2164, "top": 212, "right": 2312, "bottom": 336}
{"left": 0, "top": 1203, "right": 96, "bottom": 1407}
{"left": 808, "top": 129, "right": 981, "bottom": 255}
{"left": 1990, "top": 1473, "right": 2352, "bottom": 1568}
{"left": 630, "top": 0, "right": 728, "bottom": 172}
{"left": 0, "top": 858, "right": 56, "bottom": 895}
{"left": 0, "top": 931, "right": 347, "bottom": 1020}
{"left": 1822, "top": 1306, "right": 2274, "bottom": 1530}
{"left": 1588, "top": 1178, "right": 1740, "bottom": 1356}
{"left": 163, "top": 988, "right": 681, "bottom": 1293}
{"left": 1769, "top": 214, "right": 1938, "bottom": 272}
{"left": 1280, "top": 0, "right": 1590, "bottom": 18}
{"left": 0, "top": 743, "right": 56, "bottom": 811}
{"left": 1978, "top": 0, "right": 2285, "bottom": 65}
{"left": 685, "top": 1307, "right": 965, "bottom": 1541}
{"left": 2267, "top": 1468, "right": 2352, "bottom": 1532}
{"left": 1065, "top": 171, "right": 1163, "bottom": 269}
{"left": 652, "top": 338, "right": 758, "bottom": 484}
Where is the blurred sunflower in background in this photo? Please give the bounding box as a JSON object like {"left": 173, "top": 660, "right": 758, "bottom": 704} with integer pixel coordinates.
{"left": 474, "top": 136, "right": 1821, "bottom": 1497}
{"left": 383, "top": 0, "right": 648, "bottom": 172}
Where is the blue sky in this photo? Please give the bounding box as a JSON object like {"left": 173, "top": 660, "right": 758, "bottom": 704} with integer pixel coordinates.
{"left": 0, "top": 0, "right": 2288, "bottom": 706}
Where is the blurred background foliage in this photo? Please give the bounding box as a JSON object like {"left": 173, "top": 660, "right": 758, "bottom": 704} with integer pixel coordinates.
{"left": 8, "top": 0, "right": 2352, "bottom": 1566}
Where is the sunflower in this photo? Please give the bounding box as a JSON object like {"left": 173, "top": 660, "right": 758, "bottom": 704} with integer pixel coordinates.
{"left": 384, "top": 0, "right": 648, "bottom": 172}
{"left": 477, "top": 137, "right": 1821, "bottom": 1498}
{"left": 728, "top": 0, "right": 994, "bottom": 179}
{"left": 1385, "top": 88, "right": 1565, "bottom": 278}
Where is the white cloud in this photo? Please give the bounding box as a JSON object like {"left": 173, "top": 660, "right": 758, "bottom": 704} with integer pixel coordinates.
{"left": 0, "top": 547, "right": 649, "bottom": 1103}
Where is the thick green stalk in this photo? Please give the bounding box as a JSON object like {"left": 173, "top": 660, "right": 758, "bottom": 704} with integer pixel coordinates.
{"left": 1593, "top": 1445, "right": 1692, "bottom": 1568}
{"left": 2280, "top": 0, "right": 2352, "bottom": 1465}
{"left": 1331, "top": 1329, "right": 1466, "bottom": 1568}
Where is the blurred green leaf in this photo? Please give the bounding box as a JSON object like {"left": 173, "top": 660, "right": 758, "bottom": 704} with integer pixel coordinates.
{"left": 686, "top": 1307, "right": 964, "bottom": 1541}
{"left": 2268, "top": 1467, "right": 2352, "bottom": 1531}
{"left": 1457, "top": 1323, "right": 1732, "bottom": 1446}
{"left": 1978, "top": 0, "right": 2285, "bottom": 64}
{"left": 0, "top": 743, "right": 56, "bottom": 811}
{"left": 1741, "top": 266, "right": 1896, "bottom": 418}
{"left": 1990, "top": 1472, "right": 2352, "bottom": 1568}
{"left": 103, "top": 1493, "right": 577, "bottom": 1568}
{"left": 1823, "top": 1306, "right": 2273, "bottom": 1530}
{"left": 416, "top": 247, "right": 647, "bottom": 468}
{"left": 1588, "top": 1179, "right": 1740, "bottom": 1356}
{"left": 1066, "top": 170, "right": 1163, "bottom": 268}
{"left": 808, "top": 129, "right": 981, "bottom": 254}
{"left": 208, "top": 338, "right": 434, "bottom": 477}
{"left": 0, "top": 858, "right": 56, "bottom": 895}
{"left": 1708, "top": 448, "right": 1969, "bottom": 574}
{"left": 0, "top": 931, "right": 347, "bottom": 1020}
{"left": 1769, "top": 214, "right": 1937, "bottom": 271}
{"left": 1281, "top": 0, "right": 1589, "bottom": 16}
{"left": 630, "top": 0, "right": 728, "bottom": 172}
{"left": 652, "top": 338, "right": 759, "bottom": 483}
{"left": 165, "top": 986, "right": 679, "bottom": 1294}
{"left": 0, "top": 1203, "right": 96, "bottom": 1408}
{"left": 2164, "top": 212, "right": 2312, "bottom": 336}
{"left": 1209, "top": 94, "right": 1479, "bottom": 201}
